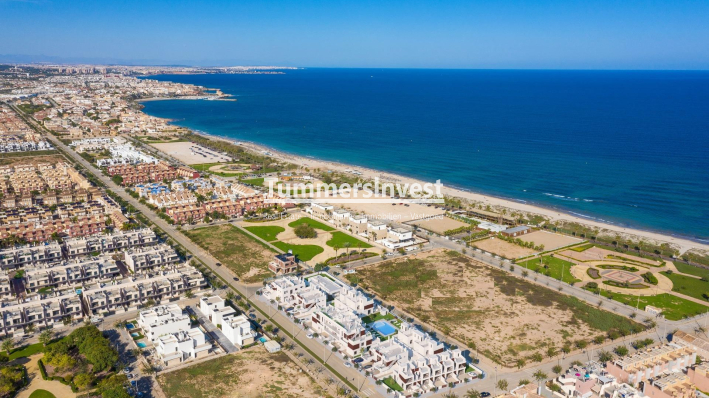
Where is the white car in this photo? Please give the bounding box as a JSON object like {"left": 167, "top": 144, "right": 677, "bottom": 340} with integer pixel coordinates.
{"left": 306, "top": 333, "right": 313, "bottom": 339}
{"left": 344, "top": 362, "right": 352, "bottom": 368}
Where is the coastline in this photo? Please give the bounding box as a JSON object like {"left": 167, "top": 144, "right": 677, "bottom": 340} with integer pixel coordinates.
{"left": 187, "top": 130, "right": 709, "bottom": 255}
{"left": 137, "top": 98, "right": 709, "bottom": 255}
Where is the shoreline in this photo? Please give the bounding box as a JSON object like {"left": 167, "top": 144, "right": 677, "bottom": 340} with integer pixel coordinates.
{"left": 138, "top": 100, "right": 709, "bottom": 256}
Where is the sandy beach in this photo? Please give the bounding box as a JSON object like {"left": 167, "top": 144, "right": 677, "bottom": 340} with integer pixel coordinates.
{"left": 190, "top": 133, "right": 709, "bottom": 255}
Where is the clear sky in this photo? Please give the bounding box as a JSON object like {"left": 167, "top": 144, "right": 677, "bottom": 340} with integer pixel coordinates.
{"left": 1, "top": 0, "right": 708, "bottom": 69}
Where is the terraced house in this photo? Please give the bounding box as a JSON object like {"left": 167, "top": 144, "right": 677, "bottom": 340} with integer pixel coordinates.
{"left": 22, "top": 255, "right": 121, "bottom": 294}
{"left": 123, "top": 243, "right": 180, "bottom": 273}
{"left": 0, "top": 294, "right": 82, "bottom": 337}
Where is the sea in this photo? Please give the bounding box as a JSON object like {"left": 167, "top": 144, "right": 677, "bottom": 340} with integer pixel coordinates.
{"left": 140, "top": 69, "right": 709, "bottom": 242}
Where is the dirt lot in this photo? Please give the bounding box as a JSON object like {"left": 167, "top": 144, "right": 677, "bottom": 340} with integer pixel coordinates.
{"left": 410, "top": 216, "right": 468, "bottom": 234}
{"left": 518, "top": 231, "right": 582, "bottom": 251}
{"left": 151, "top": 142, "right": 232, "bottom": 164}
{"left": 349, "top": 249, "right": 641, "bottom": 367}
{"left": 184, "top": 224, "right": 276, "bottom": 283}
{"left": 158, "top": 349, "right": 331, "bottom": 398}
{"left": 0, "top": 153, "right": 66, "bottom": 167}
{"left": 473, "top": 237, "right": 536, "bottom": 259}
{"left": 560, "top": 246, "right": 662, "bottom": 266}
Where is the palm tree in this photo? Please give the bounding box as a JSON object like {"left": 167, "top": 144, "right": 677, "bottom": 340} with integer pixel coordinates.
{"left": 466, "top": 390, "right": 481, "bottom": 398}
{"left": 532, "top": 370, "right": 548, "bottom": 394}
{"left": 39, "top": 330, "right": 54, "bottom": 347}
{"left": 334, "top": 244, "right": 341, "bottom": 257}
{"left": 344, "top": 242, "right": 352, "bottom": 260}
{"left": 497, "top": 379, "right": 509, "bottom": 393}
{"left": 1, "top": 338, "right": 14, "bottom": 355}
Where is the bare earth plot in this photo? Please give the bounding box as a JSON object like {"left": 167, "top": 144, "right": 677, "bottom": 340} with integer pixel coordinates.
{"left": 560, "top": 246, "right": 662, "bottom": 266}
{"left": 473, "top": 237, "right": 536, "bottom": 259}
{"left": 151, "top": 141, "right": 232, "bottom": 164}
{"left": 349, "top": 249, "right": 641, "bottom": 367}
{"left": 518, "top": 231, "right": 583, "bottom": 251}
{"left": 410, "top": 217, "right": 468, "bottom": 234}
{"left": 184, "top": 224, "right": 276, "bottom": 284}
{"left": 158, "top": 349, "right": 332, "bottom": 398}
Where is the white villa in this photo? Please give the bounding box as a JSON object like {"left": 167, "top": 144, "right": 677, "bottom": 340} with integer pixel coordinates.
{"left": 199, "top": 294, "right": 254, "bottom": 347}
{"left": 138, "top": 303, "right": 190, "bottom": 343}
{"left": 156, "top": 327, "right": 211, "bottom": 367}
{"left": 367, "top": 322, "right": 468, "bottom": 394}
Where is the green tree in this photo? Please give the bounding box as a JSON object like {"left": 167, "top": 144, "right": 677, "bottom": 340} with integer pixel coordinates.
{"left": 466, "top": 390, "right": 481, "bottom": 398}
{"left": 552, "top": 365, "right": 563, "bottom": 374}
{"left": 1, "top": 338, "right": 13, "bottom": 355}
{"left": 598, "top": 350, "right": 614, "bottom": 363}
{"left": 497, "top": 379, "right": 509, "bottom": 393}
{"left": 74, "top": 372, "right": 96, "bottom": 390}
{"left": 614, "top": 346, "right": 629, "bottom": 356}
{"left": 39, "top": 329, "right": 54, "bottom": 347}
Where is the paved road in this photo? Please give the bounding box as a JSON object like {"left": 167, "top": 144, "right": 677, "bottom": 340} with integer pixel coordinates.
{"left": 24, "top": 108, "right": 709, "bottom": 398}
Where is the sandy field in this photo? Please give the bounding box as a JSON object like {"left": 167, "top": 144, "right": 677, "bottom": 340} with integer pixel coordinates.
{"left": 350, "top": 249, "right": 638, "bottom": 367}
{"left": 518, "top": 231, "right": 583, "bottom": 251}
{"left": 339, "top": 200, "right": 445, "bottom": 223}
{"left": 559, "top": 246, "right": 662, "bottom": 266}
{"left": 410, "top": 216, "right": 468, "bottom": 234}
{"left": 151, "top": 141, "right": 232, "bottom": 164}
{"left": 189, "top": 133, "right": 708, "bottom": 255}
{"left": 473, "top": 237, "right": 536, "bottom": 259}
{"left": 158, "top": 349, "right": 331, "bottom": 398}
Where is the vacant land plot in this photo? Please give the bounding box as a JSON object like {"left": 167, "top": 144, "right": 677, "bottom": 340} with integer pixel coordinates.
{"left": 518, "top": 231, "right": 583, "bottom": 251}
{"left": 339, "top": 198, "right": 445, "bottom": 222}
{"left": 326, "top": 231, "right": 372, "bottom": 249}
{"left": 245, "top": 226, "right": 285, "bottom": 242}
{"left": 473, "top": 237, "right": 536, "bottom": 259}
{"left": 349, "top": 249, "right": 641, "bottom": 366}
{"left": 185, "top": 224, "right": 276, "bottom": 283}
{"left": 288, "top": 216, "right": 335, "bottom": 231}
{"left": 410, "top": 217, "right": 468, "bottom": 235}
{"left": 0, "top": 153, "right": 66, "bottom": 167}
{"left": 516, "top": 255, "right": 580, "bottom": 284}
{"left": 560, "top": 246, "right": 662, "bottom": 267}
{"left": 662, "top": 271, "right": 709, "bottom": 302}
{"left": 158, "top": 349, "right": 331, "bottom": 398}
{"left": 151, "top": 142, "right": 232, "bottom": 164}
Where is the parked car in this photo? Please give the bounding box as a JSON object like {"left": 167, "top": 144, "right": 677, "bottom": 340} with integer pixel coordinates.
{"left": 344, "top": 362, "right": 352, "bottom": 368}
{"left": 481, "top": 393, "right": 491, "bottom": 397}
{"left": 306, "top": 333, "right": 313, "bottom": 339}
{"left": 353, "top": 357, "right": 364, "bottom": 364}
{"left": 215, "top": 262, "right": 222, "bottom": 267}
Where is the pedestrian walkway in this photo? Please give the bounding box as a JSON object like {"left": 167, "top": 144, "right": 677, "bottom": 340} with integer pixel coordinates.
{"left": 15, "top": 354, "right": 77, "bottom": 398}
{"left": 189, "top": 306, "right": 238, "bottom": 353}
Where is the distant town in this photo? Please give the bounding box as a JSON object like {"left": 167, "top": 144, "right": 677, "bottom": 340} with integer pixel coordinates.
{"left": 1, "top": 63, "right": 709, "bottom": 398}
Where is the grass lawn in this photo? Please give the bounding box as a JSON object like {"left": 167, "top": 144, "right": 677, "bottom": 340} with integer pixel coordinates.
{"left": 241, "top": 177, "right": 265, "bottom": 186}
{"left": 662, "top": 271, "right": 709, "bottom": 302}
{"left": 361, "top": 312, "right": 396, "bottom": 324}
{"left": 517, "top": 255, "right": 580, "bottom": 284}
{"left": 184, "top": 224, "right": 277, "bottom": 283}
{"left": 382, "top": 377, "right": 403, "bottom": 392}
{"left": 326, "top": 232, "right": 372, "bottom": 249}
{"left": 9, "top": 342, "right": 44, "bottom": 360}
{"left": 29, "top": 390, "right": 57, "bottom": 398}
{"left": 245, "top": 226, "right": 285, "bottom": 242}
{"left": 570, "top": 243, "right": 594, "bottom": 252}
{"left": 673, "top": 262, "right": 709, "bottom": 279}
{"left": 272, "top": 242, "right": 324, "bottom": 262}
{"left": 288, "top": 217, "right": 334, "bottom": 231}
{"left": 593, "top": 289, "right": 709, "bottom": 320}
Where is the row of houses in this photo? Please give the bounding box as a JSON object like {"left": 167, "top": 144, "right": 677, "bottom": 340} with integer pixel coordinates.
{"left": 0, "top": 228, "right": 157, "bottom": 268}
{"left": 82, "top": 264, "right": 207, "bottom": 316}
{"left": 0, "top": 293, "right": 82, "bottom": 337}
{"left": 306, "top": 204, "right": 419, "bottom": 249}
{"left": 106, "top": 161, "right": 177, "bottom": 185}
{"left": 17, "top": 255, "right": 121, "bottom": 294}
{"left": 165, "top": 195, "right": 272, "bottom": 224}
{"left": 200, "top": 295, "right": 255, "bottom": 347}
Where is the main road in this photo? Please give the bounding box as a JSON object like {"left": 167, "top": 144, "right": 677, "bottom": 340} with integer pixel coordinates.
{"left": 18, "top": 105, "right": 709, "bottom": 398}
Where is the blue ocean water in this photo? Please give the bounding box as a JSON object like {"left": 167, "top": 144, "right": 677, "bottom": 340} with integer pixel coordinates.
{"left": 141, "top": 69, "right": 709, "bottom": 241}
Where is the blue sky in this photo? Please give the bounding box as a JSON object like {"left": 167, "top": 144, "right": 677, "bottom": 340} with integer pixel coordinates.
{"left": 1, "top": 0, "right": 708, "bottom": 69}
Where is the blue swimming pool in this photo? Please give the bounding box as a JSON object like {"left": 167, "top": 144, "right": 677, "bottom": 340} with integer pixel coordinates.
{"left": 126, "top": 323, "right": 135, "bottom": 330}
{"left": 371, "top": 320, "right": 397, "bottom": 337}
{"left": 258, "top": 337, "right": 268, "bottom": 343}
{"left": 131, "top": 332, "right": 140, "bottom": 338}
{"left": 137, "top": 342, "right": 147, "bottom": 348}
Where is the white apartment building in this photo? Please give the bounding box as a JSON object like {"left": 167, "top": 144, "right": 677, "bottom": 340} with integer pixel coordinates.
{"left": 311, "top": 305, "right": 374, "bottom": 358}
{"left": 0, "top": 242, "right": 63, "bottom": 268}
{"left": 0, "top": 294, "right": 82, "bottom": 337}
{"left": 199, "top": 295, "right": 254, "bottom": 347}
{"left": 23, "top": 255, "right": 120, "bottom": 294}
{"left": 332, "top": 209, "right": 351, "bottom": 228}
{"left": 367, "top": 220, "right": 388, "bottom": 241}
{"left": 380, "top": 227, "right": 416, "bottom": 250}
{"left": 156, "top": 327, "right": 211, "bottom": 367}
{"left": 62, "top": 228, "right": 158, "bottom": 258}
{"left": 368, "top": 322, "right": 467, "bottom": 394}
{"left": 123, "top": 244, "right": 180, "bottom": 273}
{"left": 138, "top": 303, "right": 190, "bottom": 343}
